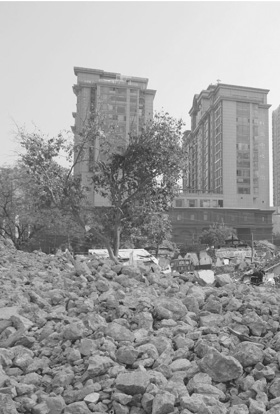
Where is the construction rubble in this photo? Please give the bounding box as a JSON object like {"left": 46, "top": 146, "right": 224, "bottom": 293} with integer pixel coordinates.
{"left": 3, "top": 238, "right": 280, "bottom": 413}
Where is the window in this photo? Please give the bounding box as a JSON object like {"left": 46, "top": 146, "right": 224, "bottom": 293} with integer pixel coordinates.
{"left": 200, "top": 199, "right": 210, "bottom": 207}
{"left": 237, "top": 125, "right": 250, "bottom": 135}
{"left": 236, "top": 102, "right": 250, "bottom": 117}
{"left": 175, "top": 199, "right": 183, "bottom": 207}
{"left": 237, "top": 160, "right": 250, "bottom": 168}
{"left": 116, "top": 88, "right": 126, "bottom": 95}
{"left": 188, "top": 199, "right": 197, "bottom": 207}
{"left": 238, "top": 187, "right": 250, "bottom": 194}
{"left": 237, "top": 143, "right": 250, "bottom": 151}
{"left": 237, "top": 169, "right": 250, "bottom": 177}
{"left": 237, "top": 178, "right": 250, "bottom": 184}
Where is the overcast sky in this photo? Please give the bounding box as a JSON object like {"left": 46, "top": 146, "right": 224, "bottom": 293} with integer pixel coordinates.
{"left": 1, "top": 1, "right": 280, "bottom": 189}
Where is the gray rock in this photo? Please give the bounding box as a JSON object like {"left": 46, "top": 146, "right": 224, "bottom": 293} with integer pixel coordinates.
{"left": 74, "top": 258, "right": 92, "bottom": 276}
{"left": 232, "top": 342, "right": 264, "bottom": 367}
{"left": 87, "top": 355, "right": 114, "bottom": 377}
{"left": 63, "top": 385, "right": 100, "bottom": 404}
{"left": 83, "top": 392, "right": 100, "bottom": 403}
{"left": 0, "top": 365, "right": 9, "bottom": 388}
{"left": 248, "top": 398, "right": 266, "bottom": 414}
{"left": 228, "top": 405, "right": 249, "bottom": 414}
{"left": 169, "top": 358, "right": 192, "bottom": 372}
{"left": 13, "top": 346, "right": 34, "bottom": 371}
{"left": 136, "top": 343, "right": 159, "bottom": 361}
{"left": 215, "top": 274, "right": 232, "bottom": 286}
{"left": 141, "top": 392, "right": 154, "bottom": 413}
{"left": 121, "top": 265, "right": 143, "bottom": 281}
{"left": 112, "top": 400, "right": 130, "bottom": 414}
{"left": 52, "top": 368, "right": 74, "bottom": 388}
{"left": 152, "top": 391, "right": 176, "bottom": 414}
{"left": 116, "top": 346, "right": 139, "bottom": 365}
{"left": 199, "top": 313, "right": 224, "bottom": 327}
{"left": 180, "top": 394, "right": 211, "bottom": 414}
{"left": 22, "top": 372, "right": 42, "bottom": 386}
{"left": 187, "top": 372, "right": 212, "bottom": 393}
{"left": 196, "top": 270, "right": 215, "bottom": 285}
{"left": 32, "top": 402, "right": 49, "bottom": 414}
{"left": 186, "top": 286, "right": 206, "bottom": 307}
{"left": 45, "top": 395, "right": 66, "bottom": 414}
{"left": 196, "top": 394, "right": 228, "bottom": 414}
{"left": 105, "top": 322, "right": 134, "bottom": 342}
{"left": 64, "top": 401, "right": 91, "bottom": 414}
{"left": 154, "top": 297, "right": 188, "bottom": 321}
{"left": 63, "top": 322, "right": 85, "bottom": 341}
{"left": 267, "top": 406, "right": 280, "bottom": 414}
{"left": 199, "top": 347, "right": 243, "bottom": 382}
{"left": 113, "top": 392, "right": 133, "bottom": 405}
{"left": 191, "top": 383, "right": 226, "bottom": 401}
{"left": 269, "top": 377, "right": 280, "bottom": 398}
{"left": 242, "top": 311, "right": 267, "bottom": 337}
{"left": 0, "top": 394, "right": 18, "bottom": 414}
{"left": 79, "top": 338, "right": 98, "bottom": 356}
{"left": 116, "top": 371, "right": 150, "bottom": 395}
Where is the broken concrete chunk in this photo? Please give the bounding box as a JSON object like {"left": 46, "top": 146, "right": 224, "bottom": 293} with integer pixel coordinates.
{"left": 116, "top": 371, "right": 150, "bottom": 395}
{"left": 199, "top": 347, "right": 243, "bottom": 382}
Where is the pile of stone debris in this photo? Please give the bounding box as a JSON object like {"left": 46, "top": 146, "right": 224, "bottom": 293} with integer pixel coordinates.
{"left": 2, "top": 238, "right": 280, "bottom": 414}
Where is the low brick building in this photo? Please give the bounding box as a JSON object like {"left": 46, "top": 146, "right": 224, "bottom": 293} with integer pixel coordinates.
{"left": 168, "top": 207, "right": 274, "bottom": 246}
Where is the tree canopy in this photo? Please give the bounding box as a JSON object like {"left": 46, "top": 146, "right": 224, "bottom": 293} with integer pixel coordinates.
{"left": 198, "top": 223, "right": 236, "bottom": 247}
{"left": 0, "top": 163, "right": 84, "bottom": 251}
{"left": 18, "top": 112, "right": 187, "bottom": 259}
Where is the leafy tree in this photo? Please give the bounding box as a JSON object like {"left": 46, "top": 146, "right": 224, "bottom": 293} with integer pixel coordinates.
{"left": 130, "top": 213, "right": 173, "bottom": 257}
{"left": 0, "top": 163, "right": 82, "bottom": 250}
{"left": 198, "top": 223, "right": 236, "bottom": 247}
{"left": 90, "top": 112, "right": 186, "bottom": 256}
{"left": 0, "top": 165, "right": 47, "bottom": 248}
{"left": 18, "top": 112, "right": 187, "bottom": 260}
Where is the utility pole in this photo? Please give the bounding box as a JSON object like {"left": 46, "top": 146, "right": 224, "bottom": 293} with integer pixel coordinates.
{"left": 251, "top": 232, "right": 254, "bottom": 263}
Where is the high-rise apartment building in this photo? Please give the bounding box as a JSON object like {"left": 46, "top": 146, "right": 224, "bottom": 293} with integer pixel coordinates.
{"left": 72, "top": 67, "right": 156, "bottom": 205}
{"left": 272, "top": 105, "right": 280, "bottom": 206}
{"left": 182, "top": 83, "right": 271, "bottom": 209}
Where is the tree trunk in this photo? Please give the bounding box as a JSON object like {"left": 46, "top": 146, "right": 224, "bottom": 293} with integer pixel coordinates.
{"left": 87, "top": 226, "right": 118, "bottom": 263}
{"left": 114, "top": 225, "right": 121, "bottom": 258}
{"left": 72, "top": 211, "right": 118, "bottom": 263}
{"left": 155, "top": 244, "right": 159, "bottom": 258}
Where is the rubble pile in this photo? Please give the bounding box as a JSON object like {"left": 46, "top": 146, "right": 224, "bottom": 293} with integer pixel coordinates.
{"left": 2, "top": 239, "right": 280, "bottom": 413}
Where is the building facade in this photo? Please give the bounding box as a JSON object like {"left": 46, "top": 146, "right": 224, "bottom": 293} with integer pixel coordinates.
{"left": 171, "top": 83, "right": 273, "bottom": 245}
{"left": 72, "top": 67, "right": 156, "bottom": 205}
{"left": 272, "top": 105, "right": 280, "bottom": 206}
{"left": 182, "top": 83, "right": 271, "bottom": 209}
{"left": 168, "top": 207, "right": 273, "bottom": 246}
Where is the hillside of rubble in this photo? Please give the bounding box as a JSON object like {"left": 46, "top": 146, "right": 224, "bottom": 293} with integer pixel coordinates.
{"left": 2, "top": 238, "right": 280, "bottom": 414}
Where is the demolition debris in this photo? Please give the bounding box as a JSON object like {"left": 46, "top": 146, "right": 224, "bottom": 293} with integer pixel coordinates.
{"left": 1, "top": 237, "right": 280, "bottom": 413}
